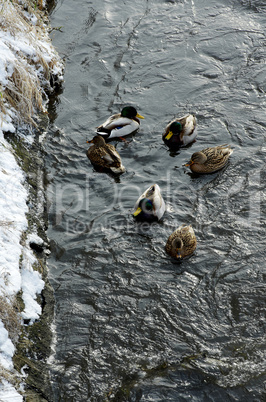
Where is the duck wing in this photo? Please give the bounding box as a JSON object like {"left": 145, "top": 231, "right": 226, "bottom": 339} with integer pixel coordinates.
{"left": 101, "top": 152, "right": 115, "bottom": 165}
{"left": 98, "top": 115, "right": 130, "bottom": 130}
{"left": 179, "top": 114, "right": 197, "bottom": 138}
{"left": 96, "top": 113, "right": 119, "bottom": 128}
{"left": 204, "top": 145, "right": 232, "bottom": 162}
{"left": 108, "top": 144, "right": 123, "bottom": 163}
{"left": 109, "top": 121, "right": 140, "bottom": 138}
{"left": 147, "top": 184, "right": 165, "bottom": 220}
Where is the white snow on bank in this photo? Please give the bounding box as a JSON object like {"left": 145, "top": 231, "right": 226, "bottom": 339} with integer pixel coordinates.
{"left": 0, "top": 380, "right": 23, "bottom": 402}
{"left": 0, "top": 1, "right": 63, "bottom": 399}
{"left": 0, "top": 321, "right": 15, "bottom": 370}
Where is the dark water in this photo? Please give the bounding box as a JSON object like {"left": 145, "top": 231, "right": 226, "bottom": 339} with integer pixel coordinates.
{"left": 46, "top": 0, "right": 266, "bottom": 400}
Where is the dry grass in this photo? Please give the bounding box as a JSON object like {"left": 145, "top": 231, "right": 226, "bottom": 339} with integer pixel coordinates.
{"left": 0, "top": 0, "right": 48, "bottom": 30}
{"left": 0, "top": 220, "right": 15, "bottom": 227}
{"left": 0, "top": 294, "right": 21, "bottom": 345}
{"left": 4, "top": 61, "right": 44, "bottom": 125}
{"left": 0, "top": 0, "right": 63, "bottom": 126}
{"left": 0, "top": 364, "right": 21, "bottom": 390}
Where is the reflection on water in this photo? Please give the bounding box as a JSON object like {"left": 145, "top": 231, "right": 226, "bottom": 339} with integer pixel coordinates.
{"left": 46, "top": 0, "right": 266, "bottom": 400}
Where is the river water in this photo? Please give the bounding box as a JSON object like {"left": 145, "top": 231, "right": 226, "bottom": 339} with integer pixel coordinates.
{"left": 45, "top": 0, "right": 266, "bottom": 400}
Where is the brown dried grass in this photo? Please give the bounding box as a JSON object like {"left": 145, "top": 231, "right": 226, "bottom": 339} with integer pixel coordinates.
{"left": 0, "top": 0, "right": 62, "bottom": 126}
{"left": 4, "top": 61, "right": 44, "bottom": 126}
{"left": 0, "top": 364, "right": 21, "bottom": 390}
{"left": 0, "top": 294, "right": 21, "bottom": 345}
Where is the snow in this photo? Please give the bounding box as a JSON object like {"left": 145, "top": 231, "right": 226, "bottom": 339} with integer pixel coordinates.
{"left": 0, "top": 380, "right": 23, "bottom": 402}
{"left": 0, "top": 321, "right": 15, "bottom": 369}
{"left": 0, "top": 1, "right": 63, "bottom": 399}
{"left": 21, "top": 267, "right": 44, "bottom": 323}
{"left": 27, "top": 233, "right": 44, "bottom": 246}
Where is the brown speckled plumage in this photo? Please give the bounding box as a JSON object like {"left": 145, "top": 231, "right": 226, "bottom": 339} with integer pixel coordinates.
{"left": 165, "top": 225, "right": 197, "bottom": 259}
{"left": 87, "top": 135, "right": 125, "bottom": 174}
{"left": 186, "top": 144, "right": 233, "bottom": 174}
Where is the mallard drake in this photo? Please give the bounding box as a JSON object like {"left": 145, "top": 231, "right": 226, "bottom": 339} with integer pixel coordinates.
{"left": 165, "top": 225, "right": 197, "bottom": 259}
{"left": 96, "top": 106, "right": 144, "bottom": 139}
{"left": 133, "top": 184, "right": 165, "bottom": 221}
{"left": 185, "top": 144, "right": 233, "bottom": 174}
{"left": 87, "top": 135, "right": 125, "bottom": 174}
{"left": 163, "top": 114, "right": 197, "bottom": 148}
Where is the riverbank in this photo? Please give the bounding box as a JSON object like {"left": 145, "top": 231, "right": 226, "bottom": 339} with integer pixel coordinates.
{"left": 0, "top": 0, "right": 63, "bottom": 399}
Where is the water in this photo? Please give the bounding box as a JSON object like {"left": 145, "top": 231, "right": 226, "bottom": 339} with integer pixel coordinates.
{"left": 46, "top": 0, "right": 266, "bottom": 400}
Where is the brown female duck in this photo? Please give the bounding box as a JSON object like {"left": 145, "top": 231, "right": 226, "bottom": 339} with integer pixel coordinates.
{"left": 87, "top": 135, "right": 125, "bottom": 174}
{"left": 185, "top": 144, "right": 233, "bottom": 174}
{"left": 165, "top": 225, "right": 197, "bottom": 259}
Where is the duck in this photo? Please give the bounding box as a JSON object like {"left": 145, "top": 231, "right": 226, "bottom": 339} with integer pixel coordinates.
{"left": 185, "top": 144, "right": 233, "bottom": 174}
{"left": 162, "top": 114, "right": 197, "bottom": 148}
{"left": 165, "top": 225, "right": 197, "bottom": 259}
{"left": 87, "top": 135, "right": 125, "bottom": 174}
{"left": 132, "top": 184, "right": 165, "bottom": 221}
{"left": 96, "top": 106, "right": 144, "bottom": 139}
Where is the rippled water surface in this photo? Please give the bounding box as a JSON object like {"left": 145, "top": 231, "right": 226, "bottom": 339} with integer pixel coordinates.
{"left": 46, "top": 0, "right": 266, "bottom": 400}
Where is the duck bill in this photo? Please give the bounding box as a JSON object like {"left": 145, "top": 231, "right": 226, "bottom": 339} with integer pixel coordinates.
{"left": 176, "top": 252, "right": 182, "bottom": 259}
{"left": 185, "top": 160, "right": 193, "bottom": 166}
{"left": 136, "top": 113, "right": 144, "bottom": 119}
{"left": 87, "top": 139, "right": 93, "bottom": 144}
{"left": 133, "top": 207, "right": 142, "bottom": 217}
{"left": 165, "top": 131, "right": 174, "bottom": 140}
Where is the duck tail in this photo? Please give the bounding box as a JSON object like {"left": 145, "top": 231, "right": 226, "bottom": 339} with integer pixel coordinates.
{"left": 220, "top": 144, "right": 233, "bottom": 156}
{"left": 96, "top": 127, "right": 111, "bottom": 136}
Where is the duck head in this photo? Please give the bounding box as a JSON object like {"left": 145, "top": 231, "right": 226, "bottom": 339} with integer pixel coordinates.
{"left": 121, "top": 106, "right": 144, "bottom": 120}
{"left": 133, "top": 198, "right": 154, "bottom": 220}
{"left": 165, "top": 121, "right": 182, "bottom": 141}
